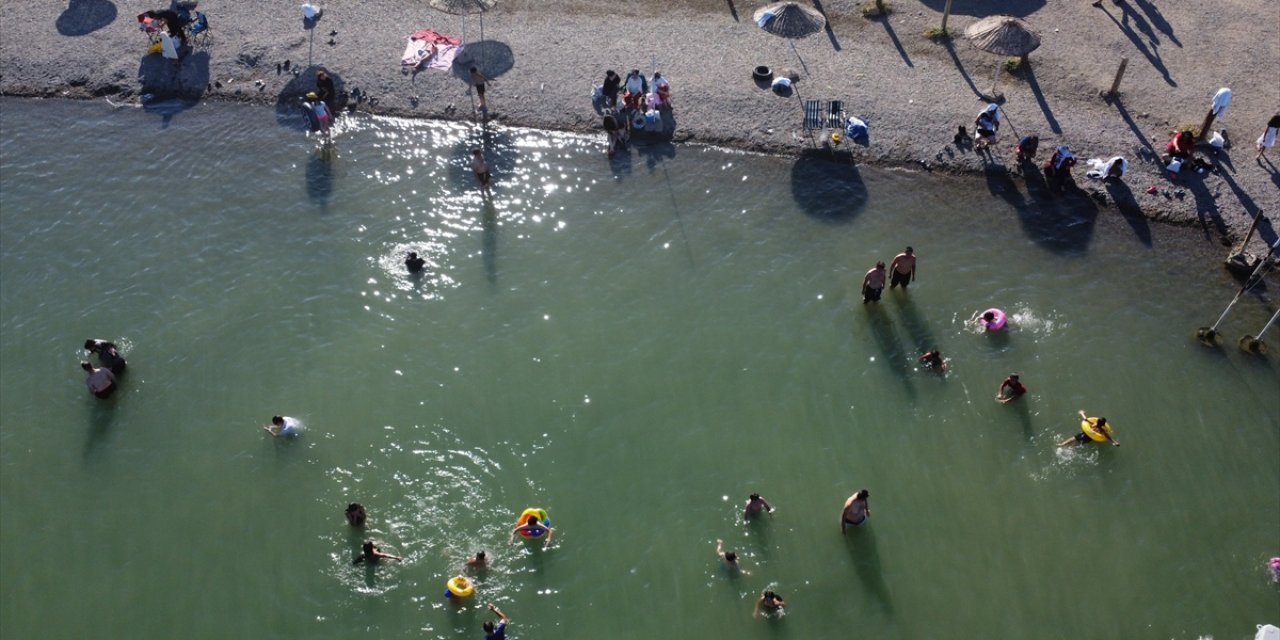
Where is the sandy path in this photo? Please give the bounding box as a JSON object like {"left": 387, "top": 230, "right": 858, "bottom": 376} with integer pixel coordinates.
{"left": 2, "top": 0, "right": 1277, "bottom": 258}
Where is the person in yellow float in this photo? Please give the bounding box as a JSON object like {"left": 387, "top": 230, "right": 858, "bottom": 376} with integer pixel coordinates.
{"left": 1058, "top": 410, "right": 1120, "bottom": 447}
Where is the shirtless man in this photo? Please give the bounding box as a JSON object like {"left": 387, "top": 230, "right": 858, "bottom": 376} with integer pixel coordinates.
{"left": 81, "top": 361, "right": 117, "bottom": 399}
{"left": 742, "top": 493, "right": 774, "bottom": 523}
{"left": 841, "top": 490, "right": 871, "bottom": 532}
{"left": 716, "top": 539, "right": 749, "bottom": 575}
{"left": 862, "top": 261, "right": 886, "bottom": 303}
{"left": 889, "top": 247, "right": 916, "bottom": 290}
{"left": 470, "top": 148, "right": 492, "bottom": 196}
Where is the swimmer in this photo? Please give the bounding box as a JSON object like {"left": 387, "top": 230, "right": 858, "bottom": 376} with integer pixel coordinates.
{"left": 263, "top": 415, "right": 303, "bottom": 437}
{"left": 753, "top": 590, "right": 786, "bottom": 618}
{"left": 509, "top": 516, "right": 555, "bottom": 548}
{"left": 405, "top": 251, "right": 426, "bottom": 274}
{"left": 80, "top": 361, "right": 117, "bottom": 399}
{"left": 889, "top": 246, "right": 916, "bottom": 289}
{"left": 483, "top": 603, "right": 509, "bottom": 640}
{"left": 466, "top": 551, "right": 488, "bottom": 568}
{"left": 841, "top": 489, "right": 871, "bottom": 532}
{"left": 353, "top": 540, "right": 402, "bottom": 564}
{"left": 1269, "top": 557, "right": 1280, "bottom": 583}
{"left": 862, "top": 261, "right": 886, "bottom": 303}
{"left": 1058, "top": 410, "right": 1120, "bottom": 447}
{"left": 743, "top": 493, "right": 774, "bottom": 523}
{"left": 345, "top": 503, "right": 367, "bottom": 527}
{"left": 84, "top": 339, "right": 126, "bottom": 376}
{"left": 919, "top": 350, "right": 946, "bottom": 372}
{"left": 995, "top": 374, "right": 1026, "bottom": 404}
{"left": 716, "top": 539, "right": 750, "bottom": 575}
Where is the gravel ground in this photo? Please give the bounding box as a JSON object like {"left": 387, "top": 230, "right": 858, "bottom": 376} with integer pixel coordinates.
{"left": 3, "top": 0, "right": 1277, "bottom": 258}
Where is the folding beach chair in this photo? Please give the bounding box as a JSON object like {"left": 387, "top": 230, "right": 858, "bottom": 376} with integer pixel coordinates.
{"left": 827, "top": 100, "right": 845, "bottom": 129}
{"left": 803, "top": 99, "right": 823, "bottom": 130}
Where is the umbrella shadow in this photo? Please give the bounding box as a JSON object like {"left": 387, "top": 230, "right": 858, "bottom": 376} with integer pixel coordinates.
{"left": 916, "top": 0, "right": 1044, "bottom": 17}
{"left": 843, "top": 525, "right": 894, "bottom": 615}
{"left": 56, "top": 0, "right": 117, "bottom": 36}
{"left": 481, "top": 198, "right": 499, "bottom": 285}
{"left": 893, "top": 294, "right": 938, "bottom": 354}
{"left": 275, "top": 66, "right": 348, "bottom": 131}
{"left": 1105, "top": 179, "right": 1152, "bottom": 247}
{"left": 451, "top": 40, "right": 515, "bottom": 82}
{"left": 941, "top": 39, "right": 984, "bottom": 99}
{"left": 864, "top": 305, "right": 916, "bottom": 401}
{"left": 789, "top": 152, "right": 867, "bottom": 223}
{"left": 1099, "top": 4, "right": 1176, "bottom": 87}
{"left": 1023, "top": 63, "right": 1061, "bottom": 134}
{"left": 811, "top": 0, "right": 842, "bottom": 51}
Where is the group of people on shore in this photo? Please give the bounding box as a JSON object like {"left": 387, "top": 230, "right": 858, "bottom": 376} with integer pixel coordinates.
{"left": 597, "top": 68, "right": 673, "bottom": 156}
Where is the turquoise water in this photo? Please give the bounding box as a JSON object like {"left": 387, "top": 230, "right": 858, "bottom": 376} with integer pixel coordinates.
{"left": 1, "top": 98, "right": 1277, "bottom": 639}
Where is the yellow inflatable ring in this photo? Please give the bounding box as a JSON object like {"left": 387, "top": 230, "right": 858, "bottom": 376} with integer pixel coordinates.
{"left": 1081, "top": 418, "right": 1113, "bottom": 442}
{"left": 446, "top": 575, "right": 474, "bottom": 598}
{"left": 516, "top": 508, "right": 550, "bottom": 538}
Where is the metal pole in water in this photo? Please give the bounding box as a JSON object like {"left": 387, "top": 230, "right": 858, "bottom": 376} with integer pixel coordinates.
{"left": 1239, "top": 308, "right": 1280, "bottom": 355}
{"left": 1197, "top": 243, "right": 1275, "bottom": 346}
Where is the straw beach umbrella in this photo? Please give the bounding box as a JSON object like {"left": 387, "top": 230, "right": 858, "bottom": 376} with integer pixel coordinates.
{"left": 754, "top": 1, "right": 826, "bottom": 73}
{"left": 430, "top": 0, "right": 495, "bottom": 45}
{"left": 965, "top": 15, "right": 1041, "bottom": 95}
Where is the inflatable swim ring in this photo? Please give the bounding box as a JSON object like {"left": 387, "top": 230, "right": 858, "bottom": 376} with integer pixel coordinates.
{"left": 1080, "top": 418, "right": 1113, "bottom": 443}
{"left": 980, "top": 308, "right": 1007, "bottom": 331}
{"left": 445, "top": 575, "right": 474, "bottom": 599}
{"left": 516, "top": 508, "right": 550, "bottom": 539}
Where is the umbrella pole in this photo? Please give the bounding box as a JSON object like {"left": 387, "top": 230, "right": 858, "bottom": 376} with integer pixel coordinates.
{"left": 991, "top": 62, "right": 1002, "bottom": 96}
{"left": 790, "top": 40, "right": 809, "bottom": 76}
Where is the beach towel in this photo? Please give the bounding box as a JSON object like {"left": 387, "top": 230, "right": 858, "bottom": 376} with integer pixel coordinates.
{"left": 1085, "top": 156, "right": 1127, "bottom": 179}
{"left": 401, "top": 30, "right": 463, "bottom": 70}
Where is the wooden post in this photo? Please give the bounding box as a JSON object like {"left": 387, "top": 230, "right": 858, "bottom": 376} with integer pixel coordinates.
{"left": 941, "top": 0, "right": 953, "bottom": 33}
{"left": 1107, "top": 57, "right": 1128, "bottom": 97}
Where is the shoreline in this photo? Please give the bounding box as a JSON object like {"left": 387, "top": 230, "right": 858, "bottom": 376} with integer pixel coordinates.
{"left": 3, "top": 0, "right": 1277, "bottom": 262}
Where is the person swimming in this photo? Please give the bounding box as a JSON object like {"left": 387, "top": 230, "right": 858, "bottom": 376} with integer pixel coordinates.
{"left": 509, "top": 516, "right": 554, "bottom": 548}
{"left": 841, "top": 489, "right": 871, "bottom": 532}
{"left": 353, "top": 540, "right": 402, "bottom": 565}
{"left": 345, "top": 503, "right": 367, "bottom": 527}
{"left": 405, "top": 251, "right": 426, "bottom": 274}
{"left": 919, "top": 350, "right": 945, "bottom": 372}
{"left": 716, "top": 539, "right": 750, "bottom": 575}
{"left": 753, "top": 590, "right": 786, "bottom": 618}
{"left": 84, "top": 339, "right": 126, "bottom": 376}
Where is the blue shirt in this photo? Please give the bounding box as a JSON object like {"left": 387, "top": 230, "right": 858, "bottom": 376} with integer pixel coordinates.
{"left": 485, "top": 622, "right": 506, "bottom": 640}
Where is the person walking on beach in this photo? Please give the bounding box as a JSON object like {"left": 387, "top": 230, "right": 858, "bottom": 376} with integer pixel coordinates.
{"left": 469, "top": 66, "right": 489, "bottom": 113}
{"left": 81, "top": 361, "right": 117, "bottom": 399}
{"left": 84, "top": 338, "right": 126, "bottom": 376}
{"left": 889, "top": 247, "right": 916, "bottom": 290}
{"left": 1059, "top": 410, "right": 1120, "bottom": 447}
{"left": 743, "top": 493, "right": 774, "bottom": 523}
{"left": 483, "top": 603, "right": 509, "bottom": 640}
{"left": 996, "top": 374, "right": 1026, "bottom": 404}
{"left": 470, "top": 148, "right": 492, "bottom": 196}
{"left": 1257, "top": 114, "right": 1280, "bottom": 161}
{"left": 716, "top": 539, "right": 750, "bottom": 575}
{"left": 753, "top": 590, "right": 786, "bottom": 617}
{"left": 841, "top": 490, "right": 870, "bottom": 532}
{"left": 353, "top": 540, "right": 402, "bottom": 564}
{"left": 862, "top": 262, "right": 886, "bottom": 303}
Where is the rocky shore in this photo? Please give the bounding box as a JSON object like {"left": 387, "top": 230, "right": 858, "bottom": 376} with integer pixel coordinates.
{"left": 3, "top": 0, "right": 1277, "bottom": 258}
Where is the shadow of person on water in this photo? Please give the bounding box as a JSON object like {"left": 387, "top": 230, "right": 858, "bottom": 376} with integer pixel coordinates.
{"left": 863, "top": 305, "right": 916, "bottom": 401}
{"left": 481, "top": 199, "right": 499, "bottom": 286}
{"left": 56, "top": 0, "right": 117, "bottom": 36}
{"left": 844, "top": 525, "right": 894, "bottom": 615}
{"left": 305, "top": 146, "right": 336, "bottom": 209}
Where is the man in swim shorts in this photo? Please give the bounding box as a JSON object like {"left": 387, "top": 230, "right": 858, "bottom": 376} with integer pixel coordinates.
{"left": 841, "top": 490, "right": 870, "bottom": 532}
{"left": 889, "top": 247, "right": 916, "bottom": 289}
{"left": 862, "top": 262, "right": 886, "bottom": 303}
{"left": 470, "top": 67, "right": 488, "bottom": 113}
{"left": 470, "top": 148, "right": 492, "bottom": 196}
{"left": 753, "top": 590, "right": 786, "bottom": 617}
{"left": 1058, "top": 410, "right": 1120, "bottom": 447}
{"left": 996, "top": 374, "right": 1026, "bottom": 404}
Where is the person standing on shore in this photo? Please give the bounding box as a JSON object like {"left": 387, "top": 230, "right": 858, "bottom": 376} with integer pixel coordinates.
{"left": 889, "top": 247, "right": 916, "bottom": 290}
{"left": 470, "top": 148, "right": 492, "bottom": 196}
{"left": 862, "top": 261, "right": 886, "bottom": 303}
{"left": 601, "top": 70, "right": 621, "bottom": 109}
{"left": 84, "top": 339, "right": 126, "bottom": 376}
{"left": 469, "top": 66, "right": 489, "bottom": 113}
{"left": 81, "top": 361, "right": 117, "bottom": 399}
{"left": 1257, "top": 114, "right": 1280, "bottom": 160}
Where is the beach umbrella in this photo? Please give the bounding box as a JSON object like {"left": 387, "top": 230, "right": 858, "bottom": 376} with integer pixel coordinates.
{"left": 965, "top": 15, "right": 1041, "bottom": 95}
{"left": 754, "top": 2, "right": 826, "bottom": 72}
{"left": 430, "top": 0, "right": 495, "bottom": 46}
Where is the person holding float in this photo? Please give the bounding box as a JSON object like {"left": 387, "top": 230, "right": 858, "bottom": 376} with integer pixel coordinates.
{"left": 1058, "top": 410, "right": 1120, "bottom": 447}
{"left": 509, "top": 508, "right": 554, "bottom": 548}
{"left": 995, "top": 373, "right": 1026, "bottom": 404}
{"left": 973, "top": 308, "right": 1007, "bottom": 331}
{"left": 445, "top": 574, "right": 475, "bottom": 600}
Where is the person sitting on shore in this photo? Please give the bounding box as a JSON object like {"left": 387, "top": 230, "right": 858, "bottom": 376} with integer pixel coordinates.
{"left": 973, "top": 103, "right": 1001, "bottom": 150}
{"left": 353, "top": 540, "right": 402, "bottom": 564}
{"left": 753, "top": 590, "right": 786, "bottom": 618}
{"left": 601, "top": 70, "right": 621, "bottom": 109}
{"left": 623, "top": 69, "right": 648, "bottom": 111}
{"left": 647, "top": 72, "right": 671, "bottom": 109}
{"left": 716, "top": 539, "right": 750, "bottom": 575}
{"left": 919, "top": 350, "right": 946, "bottom": 372}
{"left": 81, "top": 361, "right": 117, "bottom": 399}
{"left": 345, "top": 503, "right": 367, "bottom": 527}
{"left": 84, "top": 339, "right": 127, "bottom": 376}
{"left": 405, "top": 251, "right": 426, "bottom": 274}
{"left": 1166, "top": 130, "right": 1195, "bottom": 160}
{"left": 996, "top": 374, "right": 1026, "bottom": 404}
{"left": 1043, "top": 145, "right": 1076, "bottom": 192}
{"left": 1015, "top": 134, "right": 1039, "bottom": 163}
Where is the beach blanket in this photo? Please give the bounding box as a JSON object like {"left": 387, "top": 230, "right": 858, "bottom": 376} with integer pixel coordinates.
{"left": 1085, "top": 156, "right": 1127, "bottom": 180}
{"left": 401, "top": 29, "right": 463, "bottom": 70}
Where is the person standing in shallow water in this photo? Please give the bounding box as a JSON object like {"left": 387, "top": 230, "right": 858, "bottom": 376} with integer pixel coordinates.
{"left": 996, "top": 374, "right": 1026, "bottom": 404}
{"left": 353, "top": 540, "right": 402, "bottom": 564}
{"left": 862, "top": 261, "right": 886, "bottom": 303}
{"left": 345, "top": 503, "right": 366, "bottom": 527}
{"left": 81, "top": 361, "right": 116, "bottom": 399}
{"left": 84, "top": 339, "right": 126, "bottom": 376}
{"left": 841, "top": 490, "right": 870, "bottom": 532}
{"left": 405, "top": 251, "right": 426, "bottom": 274}
{"left": 470, "top": 148, "right": 492, "bottom": 196}
{"left": 742, "top": 493, "right": 774, "bottom": 523}
{"left": 889, "top": 246, "right": 916, "bottom": 290}
{"left": 716, "top": 539, "right": 749, "bottom": 575}
{"left": 753, "top": 590, "right": 785, "bottom": 617}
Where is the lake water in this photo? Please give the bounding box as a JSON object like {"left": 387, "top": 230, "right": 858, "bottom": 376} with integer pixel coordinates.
{"left": 1, "top": 98, "right": 1277, "bottom": 640}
